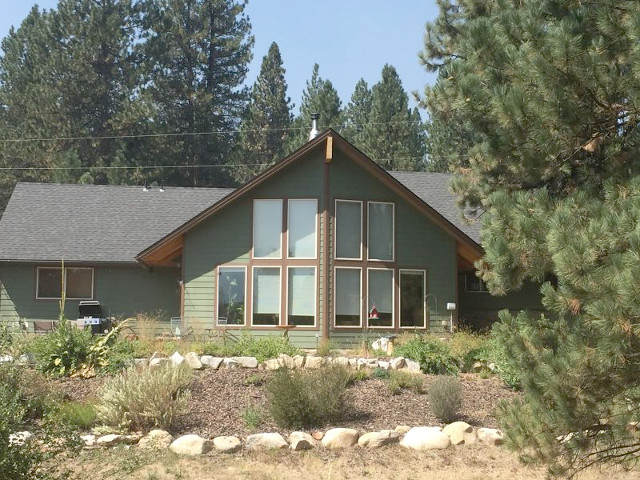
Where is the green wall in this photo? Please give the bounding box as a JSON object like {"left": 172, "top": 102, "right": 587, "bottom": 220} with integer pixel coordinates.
{"left": 0, "top": 264, "right": 180, "bottom": 328}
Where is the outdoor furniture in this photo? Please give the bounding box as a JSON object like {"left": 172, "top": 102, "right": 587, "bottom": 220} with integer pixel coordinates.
{"left": 33, "top": 320, "right": 55, "bottom": 334}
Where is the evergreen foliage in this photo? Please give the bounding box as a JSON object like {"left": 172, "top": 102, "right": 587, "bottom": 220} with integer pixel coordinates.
{"left": 230, "top": 42, "right": 292, "bottom": 183}
{"left": 422, "top": 0, "right": 640, "bottom": 474}
{"left": 342, "top": 78, "right": 373, "bottom": 149}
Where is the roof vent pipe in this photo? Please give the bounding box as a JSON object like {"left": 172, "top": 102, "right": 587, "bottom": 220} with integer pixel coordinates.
{"left": 309, "top": 113, "right": 320, "bottom": 140}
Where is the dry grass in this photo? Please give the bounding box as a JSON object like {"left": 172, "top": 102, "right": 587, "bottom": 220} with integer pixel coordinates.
{"left": 69, "top": 443, "right": 640, "bottom": 480}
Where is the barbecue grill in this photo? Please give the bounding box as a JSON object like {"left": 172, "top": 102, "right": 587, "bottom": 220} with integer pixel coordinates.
{"left": 78, "top": 300, "right": 111, "bottom": 334}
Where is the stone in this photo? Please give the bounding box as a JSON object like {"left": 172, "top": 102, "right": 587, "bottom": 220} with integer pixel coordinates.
{"left": 169, "top": 434, "right": 213, "bottom": 456}
{"left": 0, "top": 354, "right": 14, "bottom": 363}
{"left": 184, "top": 352, "right": 203, "bottom": 370}
{"left": 213, "top": 435, "right": 242, "bottom": 453}
{"left": 232, "top": 356, "right": 258, "bottom": 368}
{"left": 477, "top": 428, "right": 504, "bottom": 445}
{"left": 278, "top": 353, "right": 294, "bottom": 369}
{"left": 348, "top": 358, "right": 357, "bottom": 368}
{"left": 200, "top": 356, "right": 223, "bottom": 369}
{"left": 357, "top": 430, "right": 400, "bottom": 448}
{"left": 264, "top": 359, "right": 281, "bottom": 370}
{"left": 292, "top": 355, "right": 306, "bottom": 369}
{"left": 322, "top": 428, "right": 359, "bottom": 449}
{"left": 222, "top": 358, "right": 239, "bottom": 369}
{"left": 404, "top": 359, "right": 421, "bottom": 373}
{"left": 390, "top": 357, "right": 406, "bottom": 370}
{"left": 80, "top": 434, "right": 96, "bottom": 447}
{"left": 400, "top": 427, "right": 451, "bottom": 451}
{"left": 442, "top": 422, "right": 476, "bottom": 445}
{"left": 138, "top": 429, "right": 173, "bottom": 449}
{"left": 9, "top": 431, "right": 33, "bottom": 446}
{"left": 378, "top": 360, "right": 390, "bottom": 370}
{"left": 149, "top": 357, "right": 168, "bottom": 368}
{"left": 394, "top": 425, "right": 411, "bottom": 435}
{"left": 288, "top": 431, "right": 317, "bottom": 451}
{"left": 305, "top": 356, "right": 324, "bottom": 369}
{"left": 18, "top": 353, "right": 35, "bottom": 365}
{"left": 357, "top": 358, "right": 368, "bottom": 370}
{"left": 169, "top": 351, "right": 185, "bottom": 366}
{"left": 367, "top": 358, "right": 379, "bottom": 368}
{"left": 96, "top": 433, "right": 141, "bottom": 447}
{"left": 245, "top": 433, "right": 288, "bottom": 450}
{"left": 472, "top": 361, "right": 484, "bottom": 373}
{"left": 332, "top": 356, "right": 349, "bottom": 367}
{"left": 311, "top": 431, "right": 324, "bottom": 441}
{"left": 133, "top": 358, "right": 148, "bottom": 367}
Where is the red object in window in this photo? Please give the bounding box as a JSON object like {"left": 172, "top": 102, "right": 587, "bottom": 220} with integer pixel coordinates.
{"left": 368, "top": 305, "right": 379, "bottom": 321}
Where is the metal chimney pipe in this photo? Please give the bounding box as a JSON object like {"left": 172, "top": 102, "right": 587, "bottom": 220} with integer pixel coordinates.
{"left": 309, "top": 113, "right": 320, "bottom": 140}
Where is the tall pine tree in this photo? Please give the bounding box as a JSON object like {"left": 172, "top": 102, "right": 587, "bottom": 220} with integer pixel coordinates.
{"left": 230, "top": 42, "right": 292, "bottom": 183}
{"left": 342, "top": 78, "right": 372, "bottom": 150}
{"left": 423, "top": 0, "right": 640, "bottom": 474}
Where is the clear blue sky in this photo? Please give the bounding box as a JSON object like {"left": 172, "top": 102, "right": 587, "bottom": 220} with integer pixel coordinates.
{"left": 0, "top": 1, "right": 439, "bottom": 113}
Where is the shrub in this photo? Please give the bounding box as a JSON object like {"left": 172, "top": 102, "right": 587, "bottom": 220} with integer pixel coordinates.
{"left": 448, "top": 331, "right": 492, "bottom": 372}
{"left": 372, "top": 367, "right": 390, "bottom": 380}
{"left": 394, "top": 334, "right": 459, "bottom": 375}
{"left": 316, "top": 339, "right": 337, "bottom": 357}
{"left": 267, "top": 366, "right": 351, "bottom": 428}
{"left": 53, "top": 401, "right": 97, "bottom": 429}
{"left": 96, "top": 363, "right": 192, "bottom": 431}
{"left": 387, "top": 370, "right": 424, "bottom": 395}
{"left": 429, "top": 376, "right": 462, "bottom": 423}
{"left": 30, "top": 319, "right": 93, "bottom": 376}
{"left": 487, "top": 334, "right": 522, "bottom": 389}
{"left": 242, "top": 405, "right": 263, "bottom": 430}
{"left": 348, "top": 369, "right": 370, "bottom": 384}
{"left": 203, "top": 332, "right": 302, "bottom": 362}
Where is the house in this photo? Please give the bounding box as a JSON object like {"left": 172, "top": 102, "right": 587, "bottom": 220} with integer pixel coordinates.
{"left": 0, "top": 129, "right": 542, "bottom": 346}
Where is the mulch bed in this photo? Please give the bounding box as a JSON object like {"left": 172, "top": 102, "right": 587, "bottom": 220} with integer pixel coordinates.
{"left": 54, "top": 369, "right": 518, "bottom": 438}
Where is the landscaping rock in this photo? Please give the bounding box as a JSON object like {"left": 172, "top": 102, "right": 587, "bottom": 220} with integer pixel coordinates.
{"left": 138, "top": 429, "right": 173, "bottom": 449}
{"left": 232, "top": 356, "right": 258, "bottom": 368}
{"left": 404, "top": 359, "right": 421, "bottom": 373}
{"left": 278, "top": 353, "right": 294, "bottom": 369}
{"left": 264, "top": 359, "right": 281, "bottom": 370}
{"left": 222, "top": 358, "right": 239, "bottom": 369}
{"left": 348, "top": 358, "right": 357, "bottom": 368}
{"left": 357, "top": 430, "right": 399, "bottom": 448}
{"left": 442, "top": 421, "right": 476, "bottom": 445}
{"left": 390, "top": 357, "right": 406, "bottom": 370}
{"left": 322, "top": 428, "right": 359, "bottom": 449}
{"left": 185, "top": 352, "right": 203, "bottom": 370}
{"left": 477, "top": 428, "right": 504, "bottom": 445}
{"left": 292, "top": 355, "right": 306, "bottom": 369}
{"left": 18, "top": 353, "right": 35, "bottom": 365}
{"left": 289, "top": 431, "right": 317, "bottom": 451}
{"left": 332, "top": 356, "right": 349, "bottom": 367}
{"left": 0, "top": 354, "right": 13, "bottom": 363}
{"left": 169, "top": 351, "right": 185, "bottom": 366}
{"left": 169, "top": 434, "right": 213, "bottom": 456}
{"left": 133, "top": 358, "right": 148, "bottom": 367}
{"left": 200, "top": 356, "right": 223, "bottom": 369}
{"left": 81, "top": 434, "right": 96, "bottom": 447}
{"left": 378, "top": 360, "right": 390, "bottom": 370}
{"left": 357, "top": 358, "right": 368, "bottom": 370}
{"left": 9, "top": 431, "right": 33, "bottom": 446}
{"left": 305, "top": 356, "right": 324, "bottom": 369}
{"left": 394, "top": 425, "right": 411, "bottom": 435}
{"left": 367, "top": 358, "right": 379, "bottom": 368}
{"left": 245, "top": 433, "right": 288, "bottom": 450}
{"left": 400, "top": 427, "right": 451, "bottom": 451}
{"left": 96, "top": 433, "right": 141, "bottom": 447}
{"left": 311, "top": 431, "right": 324, "bottom": 441}
{"left": 149, "top": 357, "right": 168, "bottom": 368}
{"left": 213, "top": 435, "right": 242, "bottom": 453}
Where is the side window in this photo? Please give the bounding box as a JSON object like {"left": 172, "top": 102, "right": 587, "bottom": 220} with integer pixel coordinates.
{"left": 217, "top": 267, "right": 246, "bottom": 325}
{"left": 288, "top": 199, "right": 317, "bottom": 258}
{"left": 368, "top": 202, "right": 394, "bottom": 261}
{"left": 335, "top": 200, "right": 362, "bottom": 259}
{"left": 253, "top": 199, "right": 283, "bottom": 258}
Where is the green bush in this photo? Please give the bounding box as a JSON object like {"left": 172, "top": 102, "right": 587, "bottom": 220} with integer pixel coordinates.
{"left": 29, "top": 319, "right": 93, "bottom": 376}
{"left": 429, "top": 376, "right": 462, "bottom": 423}
{"left": 487, "top": 334, "right": 522, "bottom": 389}
{"left": 203, "top": 332, "right": 302, "bottom": 362}
{"left": 348, "top": 369, "right": 370, "bottom": 384}
{"left": 242, "top": 405, "right": 263, "bottom": 430}
{"left": 394, "top": 334, "right": 459, "bottom": 375}
{"left": 267, "top": 366, "right": 351, "bottom": 428}
{"left": 53, "top": 401, "right": 97, "bottom": 429}
{"left": 96, "top": 363, "right": 193, "bottom": 431}
{"left": 372, "top": 367, "right": 390, "bottom": 380}
{"left": 448, "top": 331, "right": 492, "bottom": 372}
{"left": 387, "top": 370, "right": 424, "bottom": 395}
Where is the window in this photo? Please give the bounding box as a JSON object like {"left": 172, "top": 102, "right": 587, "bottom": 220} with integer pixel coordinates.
{"left": 287, "top": 267, "right": 316, "bottom": 326}
{"left": 217, "top": 267, "right": 246, "bottom": 325}
{"left": 367, "top": 269, "right": 393, "bottom": 328}
{"left": 36, "top": 267, "right": 93, "bottom": 300}
{"left": 368, "top": 202, "right": 394, "bottom": 261}
{"left": 335, "top": 200, "right": 362, "bottom": 259}
{"left": 400, "top": 270, "right": 426, "bottom": 328}
{"left": 253, "top": 199, "right": 283, "bottom": 258}
{"left": 335, "top": 268, "right": 361, "bottom": 327}
{"left": 464, "top": 273, "right": 488, "bottom": 293}
{"left": 252, "top": 267, "right": 281, "bottom": 325}
{"left": 288, "top": 199, "right": 317, "bottom": 258}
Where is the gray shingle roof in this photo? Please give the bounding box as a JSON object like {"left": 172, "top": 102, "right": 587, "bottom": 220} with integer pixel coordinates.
{"left": 0, "top": 183, "right": 233, "bottom": 263}
{"left": 0, "top": 172, "right": 480, "bottom": 263}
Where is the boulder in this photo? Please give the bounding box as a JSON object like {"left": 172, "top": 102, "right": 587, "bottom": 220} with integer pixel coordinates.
{"left": 390, "top": 357, "right": 406, "bottom": 370}
{"left": 96, "top": 433, "right": 142, "bottom": 447}
{"left": 394, "top": 425, "right": 411, "bottom": 435}
{"left": 404, "top": 359, "right": 421, "bottom": 373}
{"left": 348, "top": 358, "right": 357, "bottom": 368}
{"left": 9, "top": 431, "right": 33, "bottom": 446}
{"left": 222, "top": 358, "right": 239, "bottom": 369}
{"left": 138, "top": 429, "right": 174, "bottom": 449}
{"left": 18, "top": 353, "right": 35, "bottom": 365}
{"left": 477, "top": 428, "right": 504, "bottom": 445}
{"left": 245, "top": 433, "right": 288, "bottom": 450}
{"left": 184, "top": 352, "right": 203, "bottom": 370}
{"left": 232, "top": 356, "right": 258, "bottom": 368}
{"left": 332, "top": 357, "right": 349, "bottom": 367}
{"left": 322, "top": 428, "right": 359, "bottom": 449}
{"left": 80, "top": 434, "right": 96, "bottom": 447}
{"left": 442, "top": 421, "right": 476, "bottom": 445}
{"left": 357, "top": 430, "right": 400, "bottom": 448}
{"left": 378, "top": 360, "right": 390, "bottom": 370}
{"left": 278, "top": 354, "right": 294, "bottom": 369}
{"left": 213, "top": 435, "right": 242, "bottom": 453}
{"left": 0, "top": 354, "right": 13, "bottom": 364}
{"left": 367, "top": 358, "right": 379, "bottom": 368}
{"left": 133, "top": 358, "right": 148, "bottom": 367}
{"left": 288, "top": 431, "right": 317, "bottom": 451}
{"left": 311, "top": 431, "right": 324, "bottom": 441}
{"left": 169, "top": 351, "right": 185, "bottom": 366}
{"left": 292, "top": 355, "right": 306, "bottom": 369}
{"left": 200, "top": 356, "right": 223, "bottom": 369}
{"left": 149, "top": 357, "right": 168, "bottom": 368}
{"left": 357, "top": 358, "right": 368, "bottom": 370}
{"left": 264, "top": 359, "right": 281, "bottom": 370}
{"left": 305, "top": 356, "right": 324, "bottom": 369}
{"left": 400, "top": 427, "right": 451, "bottom": 451}
{"left": 169, "top": 434, "right": 213, "bottom": 456}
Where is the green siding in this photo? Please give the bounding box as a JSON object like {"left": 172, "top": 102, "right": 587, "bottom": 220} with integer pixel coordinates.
{"left": 0, "top": 264, "right": 179, "bottom": 328}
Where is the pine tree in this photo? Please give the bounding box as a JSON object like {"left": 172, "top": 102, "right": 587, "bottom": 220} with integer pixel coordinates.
{"left": 230, "top": 42, "right": 292, "bottom": 184}
{"left": 342, "top": 78, "right": 372, "bottom": 149}
{"left": 285, "top": 64, "right": 342, "bottom": 153}
{"left": 422, "top": 0, "right": 640, "bottom": 474}
{"left": 360, "top": 64, "right": 426, "bottom": 171}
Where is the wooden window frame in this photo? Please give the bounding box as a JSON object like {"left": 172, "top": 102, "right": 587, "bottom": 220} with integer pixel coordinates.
{"left": 464, "top": 272, "right": 488, "bottom": 293}
{"left": 215, "top": 265, "right": 248, "bottom": 327}
{"left": 366, "top": 267, "right": 395, "bottom": 329}
{"left": 286, "top": 199, "right": 318, "bottom": 260}
{"left": 285, "top": 266, "right": 318, "bottom": 328}
{"left": 334, "top": 266, "right": 363, "bottom": 329}
{"left": 334, "top": 199, "right": 363, "bottom": 261}
{"left": 252, "top": 199, "right": 284, "bottom": 260}
{"left": 251, "top": 265, "right": 282, "bottom": 327}
{"left": 367, "top": 201, "right": 395, "bottom": 262}
{"left": 399, "top": 269, "right": 427, "bottom": 329}
{"left": 36, "top": 266, "right": 94, "bottom": 301}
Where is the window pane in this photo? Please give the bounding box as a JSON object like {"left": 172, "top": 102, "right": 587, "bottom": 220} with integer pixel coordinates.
{"left": 218, "top": 267, "right": 245, "bottom": 325}
{"left": 336, "top": 201, "right": 361, "bottom": 259}
{"left": 335, "top": 268, "right": 361, "bottom": 326}
{"left": 288, "top": 267, "right": 315, "bottom": 326}
{"left": 288, "top": 199, "right": 317, "bottom": 258}
{"left": 368, "top": 269, "right": 393, "bottom": 327}
{"left": 253, "top": 267, "right": 280, "bottom": 325}
{"left": 38, "top": 268, "right": 62, "bottom": 298}
{"left": 254, "top": 200, "right": 282, "bottom": 258}
{"left": 65, "top": 268, "right": 93, "bottom": 299}
{"left": 400, "top": 271, "right": 425, "bottom": 328}
{"left": 465, "top": 273, "right": 483, "bottom": 292}
{"left": 369, "top": 202, "right": 394, "bottom": 260}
